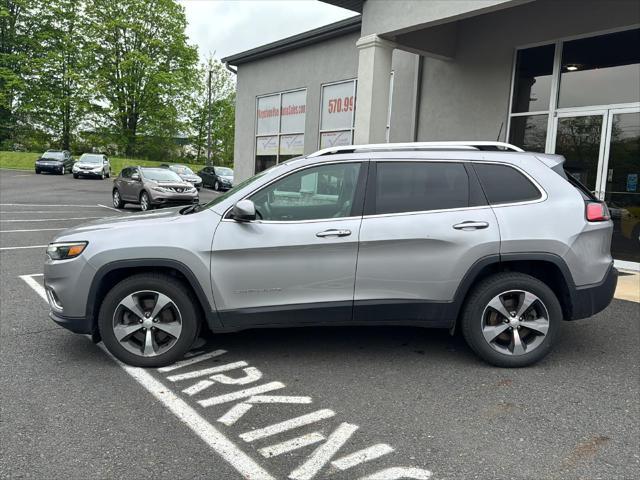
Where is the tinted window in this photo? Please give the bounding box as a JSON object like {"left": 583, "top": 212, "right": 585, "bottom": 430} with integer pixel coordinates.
{"left": 474, "top": 163, "right": 541, "bottom": 204}
{"left": 558, "top": 29, "right": 640, "bottom": 108}
{"left": 511, "top": 44, "right": 555, "bottom": 113}
{"left": 42, "top": 152, "right": 64, "bottom": 160}
{"left": 374, "top": 162, "right": 469, "bottom": 215}
{"left": 249, "top": 163, "right": 361, "bottom": 221}
{"left": 121, "top": 168, "right": 132, "bottom": 179}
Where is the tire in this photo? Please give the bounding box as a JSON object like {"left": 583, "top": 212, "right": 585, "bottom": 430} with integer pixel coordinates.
{"left": 73, "top": 173, "right": 79, "bottom": 179}
{"left": 112, "top": 188, "right": 125, "bottom": 209}
{"left": 140, "top": 191, "right": 152, "bottom": 211}
{"left": 35, "top": 169, "right": 41, "bottom": 174}
{"left": 98, "top": 273, "right": 200, "bottom": 367}
{"left": 100, "top": 170, "right": 105, "bottom": 180}
{"left": 460, "top": 272, "right": 561, "bottom": 368}
{"left": 214, "top": 180, "right": 219, "bottom": 191}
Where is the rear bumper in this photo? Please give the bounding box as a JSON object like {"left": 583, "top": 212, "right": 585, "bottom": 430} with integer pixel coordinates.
{"left": 568, "top": 264, "right": 618, "bottom": 320}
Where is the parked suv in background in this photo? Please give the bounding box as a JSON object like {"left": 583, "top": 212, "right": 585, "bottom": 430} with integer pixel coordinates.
{"left": 160, "top": 164, "right": 202, "bottom": 190}
{"left": 35, "top": 150, "right": 74, "bottom": 174}
{"left": 72, "top": 153, "right": 111, "bottom": 179}
{"left": 112, "top": 166, "right": 198, "bottom": 211}
{"left": 198, "top": 165, "right": 234, "bottom": 191}
{"left": 44, "top": 142, "right": 617, "bottom": 368}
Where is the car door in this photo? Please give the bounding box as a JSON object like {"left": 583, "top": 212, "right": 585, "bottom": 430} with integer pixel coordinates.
{"left": 118, "top": 168, "right": 136, "bottom": 201}
{"left": 353, "top": 160, "right": 500, "bottom": 324}
{"left": 201, "top": 167, "right": 213, "bottom": 186}
{"left": 211, "top": 161, "right": 367, "bottom": 327}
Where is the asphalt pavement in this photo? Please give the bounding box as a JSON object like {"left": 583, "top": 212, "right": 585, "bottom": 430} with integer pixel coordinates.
{"left": 0, "top": 168, "right": 638, "bottom": 480}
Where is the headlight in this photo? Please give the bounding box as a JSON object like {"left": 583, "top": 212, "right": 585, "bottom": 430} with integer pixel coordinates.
{"left": 185, "top": 186, "right": 196, "bottom": 193}
{"left": 151, "top": 186, "right": 170, "bottom": 193}
{"left": 72, "top": 164, "right": 79, "bottom": 171}
{"left": 46, "top": 242, "right": 88, "bottom": 260}
{"left": 92, "top": 166, "right": 102, "bottom": 171}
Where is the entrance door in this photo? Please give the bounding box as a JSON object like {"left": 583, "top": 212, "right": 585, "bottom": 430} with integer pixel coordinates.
{"left": 602, "top": 109, "right": 640, "bottom": 266}
{"left": 552, "top": 107, "right": 640, "bottom": 267}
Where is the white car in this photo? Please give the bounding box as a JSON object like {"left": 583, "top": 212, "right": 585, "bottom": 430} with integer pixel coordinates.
{"left": 72, "top": 153, "right": 111, "bottom": 179}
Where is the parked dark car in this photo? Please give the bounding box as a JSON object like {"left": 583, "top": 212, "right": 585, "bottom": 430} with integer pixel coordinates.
{"left": 198, "top": 165, "right": 234, "bottom": 191}
{"left": 35, "top": 150, "right": 74, "bottom": 175}
{"left": 72, "top": 153, "right": 111, "bottom": 179}
{"left": 159, "top": 164, "right": 202, "bottom": 190}
{"left": 112, "top": 166, "right": 199, "bottom": 211}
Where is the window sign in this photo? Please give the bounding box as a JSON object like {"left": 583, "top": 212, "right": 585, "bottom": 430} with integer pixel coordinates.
{"left": 321, "top": 80, "right": 356, "bottom": 131}
{"left": 280, "top": 90, "right": 307, "bottom": 134}
{"left": 280, "top": 134, "right": 304, "bottom": 155}
{"left": 320, "top": 130, "right": 353, "bottom": 149}
{"left": 255, "top": 89, "right": 307, "bottom": 173}
{"left": 256, "top": 95, "right": 280, "bottom": 135}
{"left": 256, "top": 136, "right": 278, "bottom": 156}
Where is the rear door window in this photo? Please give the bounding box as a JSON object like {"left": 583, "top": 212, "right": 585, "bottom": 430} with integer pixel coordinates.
{"left": 473, "top": 163, "right": 542, "bottom": 205}
{"left": 373, "top": 162, "right": 470, "bottom": 215}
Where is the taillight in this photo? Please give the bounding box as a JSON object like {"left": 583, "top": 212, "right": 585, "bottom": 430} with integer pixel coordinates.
{"left": 586, "top": 202, "right": 610, "bottom": 222}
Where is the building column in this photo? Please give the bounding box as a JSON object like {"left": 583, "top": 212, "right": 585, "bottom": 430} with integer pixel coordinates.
{"left": 354, "top": 34, "right": 396, "bottom": 145}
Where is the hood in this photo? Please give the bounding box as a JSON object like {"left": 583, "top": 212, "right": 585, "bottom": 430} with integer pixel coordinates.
{"left": 54, "top": 207, "right": 185, "bottom": 239}
{"left": 220, "top": 175, "right": 233, "bottom": 182}
{"left": 179, "top": 173, "right": 202, "bottom": 181}
{"left": 75, "top": 162, "right": 102, "bottom": 168}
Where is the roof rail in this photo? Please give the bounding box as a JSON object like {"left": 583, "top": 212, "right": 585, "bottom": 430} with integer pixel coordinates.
{"left": 307, "top": 141, "right": 524, "bottom": 157}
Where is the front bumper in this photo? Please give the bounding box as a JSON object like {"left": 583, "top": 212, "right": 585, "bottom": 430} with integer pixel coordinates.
{"left": 149, "top": 194, "right": 199, "bottom": 207}
{"left": 74, "top": 169, "right": 104, "bottom": 176}
{"left": 568, "top": 264, "right": 618, "bottom": 320}
{"left": 36, "top": 163, "right": 63, "bottom": 172}
{"left": 50, "top": 310, "right": 93, "bottom": 334}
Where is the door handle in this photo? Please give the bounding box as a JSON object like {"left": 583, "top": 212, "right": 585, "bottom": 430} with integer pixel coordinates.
{"left": 453, "top": 221, "right": 489, "bottom": 230}
{"left": 316, "top": 229, "right": 351, "bottom": 238}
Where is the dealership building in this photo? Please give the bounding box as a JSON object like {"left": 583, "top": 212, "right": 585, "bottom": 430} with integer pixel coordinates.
{"left": 222, "top": 0, "right": 640, "bottom": 268}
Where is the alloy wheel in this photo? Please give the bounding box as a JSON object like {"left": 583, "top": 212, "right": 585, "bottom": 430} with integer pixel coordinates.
{"left": 214, "top": 181, "right": 219, "bottom": 191}
{"left": 140, "top": 192, "right": 149, "bottom": 211}
{"left": 112, "top": 290, "right": 183, "bottom": 357}
{"left": 481, "top": 290, "right": 550, "bottom": 356}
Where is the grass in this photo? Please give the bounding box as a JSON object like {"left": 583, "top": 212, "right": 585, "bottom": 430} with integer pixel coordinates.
{"left": 0, "top": 151, "right": 206, "bottom": 176}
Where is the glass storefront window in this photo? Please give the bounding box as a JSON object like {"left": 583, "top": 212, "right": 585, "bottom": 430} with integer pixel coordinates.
{"left": 255, "top": 89, "right": 306, "bottom": 173}
{"left": 508, "top": 115, "right": 548, "bottom": 152}
{"left": 558, "top": 29, "right": 640, "bottom": 108}
{"left": 511, "top": 44, "right": 555, "bottom": 113}
{"left": 555, "top": 115, "right": 603, "bottom": 191}
{"left": 319, "top": 79, "right": 356, "bottom": 148}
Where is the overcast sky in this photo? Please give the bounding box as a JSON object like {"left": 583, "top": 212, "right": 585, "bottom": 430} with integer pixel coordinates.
{"left": 180, "top": 0, "right": 358, "bottom": 61}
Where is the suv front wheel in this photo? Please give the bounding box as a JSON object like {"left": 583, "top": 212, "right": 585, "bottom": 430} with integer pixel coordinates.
{"left": 461, "top": 272, "right": 560, "bottom": 368}
{"left": 98, "top": 273, "right": 199, "bottom": 367}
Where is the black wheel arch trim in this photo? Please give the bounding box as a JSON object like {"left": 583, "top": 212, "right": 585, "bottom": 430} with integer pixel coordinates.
{"left": 86, "top": 258, "right": 222, "bottom": 333}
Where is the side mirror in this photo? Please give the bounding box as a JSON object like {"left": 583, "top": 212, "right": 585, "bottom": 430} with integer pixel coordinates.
{"left": 131, "top": 173, "right": 140, "bottom": 181}
{"left": 231, "top": 199, "right": 256, "bottom": 222}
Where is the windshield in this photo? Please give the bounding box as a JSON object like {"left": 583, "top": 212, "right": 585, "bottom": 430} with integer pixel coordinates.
{"left": 170, "top": 165, "right": 194, "bottom": 175}
{"left": 141, "top": 168, "right": 182, "bottom": 182}
{"left": 79, "top": 154, "right": 103, "bottom": 164}
{"left": 214, "top": 167, "right": 233, "bottom": 176}
{"left": 41, "top": 152, "right": 64, "bottom": 160}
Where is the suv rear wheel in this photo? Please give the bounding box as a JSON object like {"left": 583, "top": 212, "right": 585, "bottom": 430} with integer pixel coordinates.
{"left": 461, "top": 272, "right": 560, "bottom": 368}
{"left": 98, "top": 273, "right": 199, "bottom": 367}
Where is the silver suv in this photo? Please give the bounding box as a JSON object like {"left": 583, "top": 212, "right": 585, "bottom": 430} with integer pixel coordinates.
{"left": 44, "top": 142, "right": 617, "bottom": 368}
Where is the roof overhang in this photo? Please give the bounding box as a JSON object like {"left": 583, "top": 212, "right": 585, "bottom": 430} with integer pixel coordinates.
{"left": 319, "top": 0, "right": 364, "bottom": 13}
{"left": 221, "top": 16, "right": 362, "bottom": 66}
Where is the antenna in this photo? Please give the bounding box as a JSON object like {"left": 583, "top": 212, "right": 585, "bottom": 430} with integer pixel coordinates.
{"left": 496, "top": 122, "right": 504, "bottom": 142}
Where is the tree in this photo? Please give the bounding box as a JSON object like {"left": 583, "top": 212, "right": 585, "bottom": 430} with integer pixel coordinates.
{"left": 84, "top": 0, "right": 198, "bottom": 156}
{"left": 190, "top": 57, "right": 235, "bottom": 165}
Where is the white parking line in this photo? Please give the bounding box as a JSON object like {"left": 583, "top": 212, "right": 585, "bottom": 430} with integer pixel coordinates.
{"left": 19, "top": 274, "right": 276, "bottom": 480}
{"left": 1, "top": 245, "right": 47, "bottom": 251}
{"left": 97, "top": 204, "right": 122, "bottom": 213}
{"left": 1, "top": 228, "right": 63, "bottom": 233}
{"left": 157, "top": 350, "right": 227, "bottom": 372}
{"left": 1, "top": 217, "right": 103, "bottom": 222}
{"left": 0, "top": 211, "right": 79, "bottom": 214}
{"left": 332, "top": 444, "right": 395, "bottom": 471}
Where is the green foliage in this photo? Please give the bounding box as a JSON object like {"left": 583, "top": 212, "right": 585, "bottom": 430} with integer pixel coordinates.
{"left": 0, "top": 0, "right": 236, "bottom": 164}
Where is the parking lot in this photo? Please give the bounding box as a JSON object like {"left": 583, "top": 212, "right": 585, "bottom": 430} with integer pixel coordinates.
{"left": 0, "top": 167, "right": 638, "bottom": 480}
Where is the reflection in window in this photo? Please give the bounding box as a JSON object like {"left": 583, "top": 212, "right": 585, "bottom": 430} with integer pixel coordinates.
{"left": 555, "top": 115, "right": 603, "bottom": 191}
{"left": 511, "top": 44, "right": 555, "bottom": 113}
{"left": 559, "top": 29, "right": 640, "bottom": 108}
{"left": 508, "top": 115, "right": 548, "bottom": 152}
{"left": 250, "top": 163, "right": 361, "bottom": 221}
